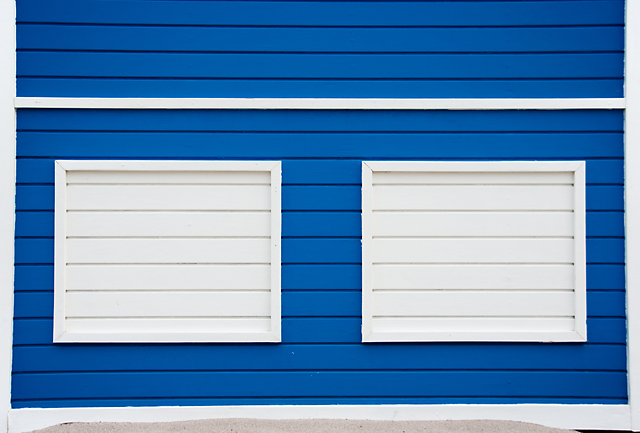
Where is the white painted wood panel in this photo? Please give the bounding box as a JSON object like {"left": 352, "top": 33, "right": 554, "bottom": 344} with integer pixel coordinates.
{"left": 66, "top": 185, "right": 271, "bottom": 211}
{"left": 373, "top": 185, "right": 574, "bottom": 211}
{"left": 362, "top": 161, "right": 586, "bottom": 342}
{"left": 66, "top": 265, "right": 270, "bottom": 291}
{"left": 373, "top": 212, "right": 573, "bottom": 237}
{"left": 64, "top": 318, "right": 272, "bottom": 334}
{"left": 371, "top": 317, "right": 576, "bottom": 333}
{"left": 66, "top": 170, "right": 271, "bottom": 185}
{"left": 66, "top": 239, "right": 271, "bottom": 264}
{"left": 66, "top": 211, "right": 271, "bottom": 238}
{"left": 66, "top": 291, "right": 271, "bottom": 318}
{"left": 372, "top": 171, "right": 574, "bottom": 185}
{"left": 372, "top": 265, "right": 574, "bottom": 290}
{"left": 371, "top": 291, "right": 575, "bottom": 317}
{"left": 54, "top": 160, "right": 281, "bottom": 343}
{"left": 372, "top": 238, "right": 574, "bottom": 264}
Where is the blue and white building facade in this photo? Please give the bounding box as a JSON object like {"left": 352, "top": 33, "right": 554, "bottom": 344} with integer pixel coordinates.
{"left": 1, "top": 0, "right": 639, "bottom": 431}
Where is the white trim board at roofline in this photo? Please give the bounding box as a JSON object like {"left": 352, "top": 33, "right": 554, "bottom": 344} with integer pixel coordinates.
{"left": 13, "top": 97, "right": 626, "bottom": 110}
{"left": 7, "top": 404, "right": 632, "bottom": 433}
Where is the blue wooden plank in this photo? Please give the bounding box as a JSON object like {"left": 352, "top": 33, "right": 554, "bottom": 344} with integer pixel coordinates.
{"left": 282, "top": 265, "right": 361, "bottom": 291}
{"left": 14, "top": 266, "right": 53, "bottom": 291}
{"left": 14, "top": 293, "right": 53, "bottom": 319}
{"left": 13, "top": 211, "right": 361, "bottom": 238}
{"left": 11, "top": 344, "right": 627, "bottom": 373}
{"left": 282, "top": 186, "right": 361, "bottom": 211}
{"left": 15, "top": 239, "right": 53, "bottom": 264}
{"left": 11, "top": 317, "right": 627, "bottom": 346}
{"left": 14, "top": 211, "right": 53, "bottom": 238}
{"left": 585, "top": 160, "right": 624, "bottom": 184}
{"left": 10, "top": 371, "right": 627, "bottom": 400}
{"left": 586, "top": 212, "right": 624, "bottom": 237}
{"left": 16, "top": 0, "right": 624, "bottom": 26}
{"left": 17, "top": 25, "right": 624, "bottom": 53}
{"left": 586, "top": 186, "right": 624, "bottom": 211}
{"left": 15, "top": 158, "right": 625, "bottom": 186}
{"left": 9, "top": 396, "right": 628, "bottom": 409}
{"left": 16, "top": 132, "right": 624, "bottom": 159}
{"left": 13, "top": 289, "right": 625, "bottom": 320}
{"left": 588, "top": 265, "right": 625, "bottom": 290}
{"left": 282, "top": 292, "right": 360, "bottom": 317}
{"left": 586, "top": 239, "right": 625, "bottom": 264}
{"left": 588, "top": 291, "right": 626, "bottom": 318}
{"left": 14, "top": 238, "right": 364, "bottom": 264}
{"left": 16, "top": 109, "right": 624, "bottom": 133}
{"left": 17, "top": 52, "right": 623, "bottom": 79}
{"left": 13, "top": 264, "right": 361, "bottom": 292}
{"left": 14, "top": 237, "right": 623, "bottom": 265}
{"left": 15, "top": 185, "right": 623, "bottom": 212}
{"left": 282, "top": 212, "right": 360, "bottom": 237}
{"left": 17, "top": 77, "right": 625, "bottom": 98}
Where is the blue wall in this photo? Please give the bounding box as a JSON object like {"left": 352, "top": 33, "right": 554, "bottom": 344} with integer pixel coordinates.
{"left": 12, "top": 0, "right": 627, "bottom": 409}
{"left": 12, "top": 109, "right": 626, "bottom": 407}
{"left": 16, "top": 0, "right": 623, "bottom": 98}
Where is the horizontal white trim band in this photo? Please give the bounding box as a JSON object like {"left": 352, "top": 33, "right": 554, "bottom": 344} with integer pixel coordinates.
{"left": 14, "top": 97, "right": 626, "bottom": 110}
{"left": 8, "top": 404, "right": 631, "bottom": 433}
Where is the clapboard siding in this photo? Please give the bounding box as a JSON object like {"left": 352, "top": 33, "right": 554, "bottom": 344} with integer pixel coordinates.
{"left": 14, "top": 238, "right": 624, "bottom": 265}
{"left": 12, "top": 108, "right": 625, "bottom": 405}
{"left": 11, "top": 344, "right": 628, "bottom": 373}
{"left": 13, "top": 289, "right": 626, "bottom": 321}
{"left": 17, "top": 25, "right": 624, "bottom": 53}
{"left": 14, "top": 185, "right": 624, "bottom": 212}
{"left": 8, "top": 397, "right": 629, "bottom": 409}
{"left": 13, "top": 317, "right": 627, "bottom": 346}
{"left": 16, "top": 133, "right": 624, "bottom": 158}
{"left": 15, "top": 263, "right": 625, "bottom": 293}
{"left": 16, "top": 1, "right": 624, "bottom": 26}
{"left": 15, "top": 0, "right": 623, "bottom": 97}
{"left": 10, "top": 371, "right": 628, "bottom": 400}
{"left": 17, "top": 52, "right": 623, "bottom": 79}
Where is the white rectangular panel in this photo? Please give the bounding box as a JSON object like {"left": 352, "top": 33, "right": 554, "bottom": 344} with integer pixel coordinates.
{"left": 362, "top": 161, "right": 586, "bottom": 343}
{"left": 54, "top": 160, "right": 281, "bottom": 343}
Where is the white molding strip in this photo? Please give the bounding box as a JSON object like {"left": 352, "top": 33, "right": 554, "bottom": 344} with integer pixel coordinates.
{"left": 0, "top": 0, "right": 16, "bottom": 432}
{"left": 8, "top": 404, "right": 632, "bottom": 433}
{"left": 626, "top": 0, "right": 640, "bottom": 430}
{"left": 14, "top": 97, "right": 625, "bottom": 110}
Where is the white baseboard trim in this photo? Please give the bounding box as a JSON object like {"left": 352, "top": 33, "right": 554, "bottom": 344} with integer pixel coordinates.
{"left": 13, "top": 97, "right": 626, "bottom": 110}
{"left": 8, "top": 404, "right": 632, "bottom": 433}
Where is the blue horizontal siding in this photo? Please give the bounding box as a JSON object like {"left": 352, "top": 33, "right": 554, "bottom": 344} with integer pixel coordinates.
{"left": 11, "top": 371, "right": 628, "bottom": 401}
{"left": 18, "top": 52, "right": 623, "bottom": 79}
{"left": 12, "top": 237, "right": 626, "bottom": 265}
{"left": 18, "top": 78, "right": 625, "bottom": 98}
{"left": 17, "top": 25, "right": 624, "bottom": 53}
{"left": 15, "top": 158, "right": 625, "bottom": 185}
{"left": 16, "top": 133, "right": 624, "bottom": 159}
{"left": 9, "top": 396, "right": 628, "bottom": 409}
{"left": 17, "top": 110, "right": 625, "bottom": 133}
{"left": 15, "top": 1, "right": 623, "bottom": 98}
{"left": 12, "top": 317, "right": 628, "bottom": 346}
{"left": 12, "top": 344, "right": 627, "bottom": 373}
{"left": 14, "top": 264, "right": 625, "bottom": 293}
{"left": 16, "top": 1, "right": 624, "bottom": 27}
{"left": 12, "top": 108, "right": 626, "bottom": 407}
{"left": 14, "top": 185, "right": 625, "bottom": 212}
{"left": 12, "top": 290, "right": 625, "bottom": 320}
{"left": 13, "top": 264, "right": 365, "bottom": 292}
{"left": 14, "top": 210, "right": 624, "bottom": 238}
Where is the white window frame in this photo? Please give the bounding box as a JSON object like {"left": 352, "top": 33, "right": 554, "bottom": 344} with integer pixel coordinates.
{"left": 362, "top": 161, "right": 586, "bottom": 343}
{"left": 53, "top": 160, "right": 282, "bottom": 343}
